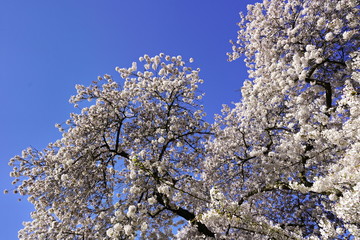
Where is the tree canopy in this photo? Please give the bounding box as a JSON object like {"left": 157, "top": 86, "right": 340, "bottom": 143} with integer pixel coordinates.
{"left": 8, "top": 0, "right": 360, "bottom": 239}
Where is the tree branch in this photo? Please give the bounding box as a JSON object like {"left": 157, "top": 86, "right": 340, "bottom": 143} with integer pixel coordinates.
{"left": 155, "top": 193, "right": 215, "bottom": 238}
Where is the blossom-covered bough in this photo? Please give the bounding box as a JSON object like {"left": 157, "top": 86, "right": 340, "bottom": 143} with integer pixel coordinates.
{"left": 8, "top": 0, "right": 360, "bottom": 239}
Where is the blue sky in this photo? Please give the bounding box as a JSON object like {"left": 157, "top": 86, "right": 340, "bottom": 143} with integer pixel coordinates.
{"left": 0, "top": 0, "right": 257, "bottom": 238}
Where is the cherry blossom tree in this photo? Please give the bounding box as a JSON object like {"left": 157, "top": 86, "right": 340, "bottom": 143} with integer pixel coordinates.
{"left": 8, "top": 0, "right": 359, "bottom": 239}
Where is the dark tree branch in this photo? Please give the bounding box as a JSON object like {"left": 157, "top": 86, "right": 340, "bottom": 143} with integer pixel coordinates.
{"left": 155, "top": 193, "right": 215, "bottom": 238}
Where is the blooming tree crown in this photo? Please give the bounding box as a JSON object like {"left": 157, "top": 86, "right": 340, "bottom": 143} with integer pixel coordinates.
{"left": 8, "top": 0, "right": 360, "bottom": 239}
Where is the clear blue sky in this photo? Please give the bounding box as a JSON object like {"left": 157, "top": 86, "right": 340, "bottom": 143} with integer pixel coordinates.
{"left": 0, "top": 0, "right": 257, "bottom": 238}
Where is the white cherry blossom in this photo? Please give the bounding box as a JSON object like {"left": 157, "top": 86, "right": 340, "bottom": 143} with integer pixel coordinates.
{"left": 8, "top": 0, "right": 360, "bottom": 239}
